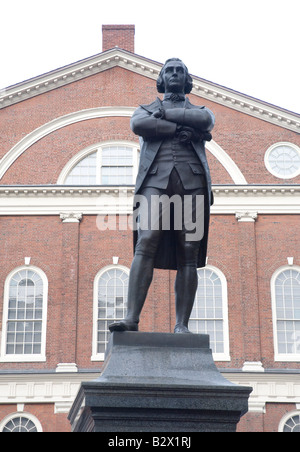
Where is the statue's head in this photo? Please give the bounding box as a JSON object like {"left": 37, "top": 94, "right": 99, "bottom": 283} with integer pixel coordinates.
{"left": 156, "top": 58, "right": 193, "bottom": 94}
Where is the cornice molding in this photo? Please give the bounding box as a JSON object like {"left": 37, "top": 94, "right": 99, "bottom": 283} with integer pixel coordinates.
{"left": 0, "top": 371, "right": 300, "bottom": 413}
{"left": 0, "top": 48, "right": 299, "bottom": 132}
{"left": 0, "top": 184, "right": 299, "bottom": 215}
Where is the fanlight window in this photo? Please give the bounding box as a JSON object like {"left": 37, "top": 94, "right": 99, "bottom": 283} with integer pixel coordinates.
{"left": 63, "top": 145, "right": 139, "bottom": 185}
{"left": 2, "top": 416, "right": 38, "bottom": 432}
{"left": 0, "top": 412, "right": 43, "bottom": 432}
{"left": 282, "top": 414, "right": 300, "bottom": 432}
{"left": 65, "top": 152, "right": 97, "bottom": 185}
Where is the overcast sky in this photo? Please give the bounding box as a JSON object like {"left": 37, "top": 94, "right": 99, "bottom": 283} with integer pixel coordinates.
{"left": 1, "top": 0, "right": 299, "bottom": 113}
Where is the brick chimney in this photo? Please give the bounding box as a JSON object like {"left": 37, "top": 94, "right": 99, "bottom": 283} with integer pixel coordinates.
{"left": 102, "top": 25, "right": 135, "bottom": 53}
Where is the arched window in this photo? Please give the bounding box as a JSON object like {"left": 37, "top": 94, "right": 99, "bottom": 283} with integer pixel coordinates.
{"left": 58, "top": 142, "right": 140, "bottom": 186}
{"left": 279, "top": 411, "right": 300, "bottom": 432}
{"left": 190, "top": 266, "right": 230, "bottom": 361}
{"left": 272, "top": 266, "right": 300, "bottom": 361}
{"left": 0, "top": 266, "right": 48, "bottom": 362}
{"left": 0, "top": 412, "right": 43, "bottom": 432}
{"left": 92, "top": 265, "right": 129, "bottom": 360}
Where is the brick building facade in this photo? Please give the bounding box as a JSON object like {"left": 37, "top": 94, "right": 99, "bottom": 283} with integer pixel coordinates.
{"left": 0, "top": 25, "right": 300, "bottom": 432}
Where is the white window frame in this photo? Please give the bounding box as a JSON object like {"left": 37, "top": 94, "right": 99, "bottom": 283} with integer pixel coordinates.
{"left": 91, "top": 264, "right": 130, "bottom": 361}
{"left": 278, "top": 410, "right": 300, "bottom": 432}
{"left": 0, "top": 411, "right": 43, "bottom": 432}
{"left": 191, "top": 265, "right": 230, "bottom": 362}
{"left": 264, "top": 142, "right": 300, "bottom": 179}
{"left": 271, "top": 265, "right": 300, "bottom": 362}
{"left": 57, "top": 140, "right": 140, "bottom": 185}
{"left": 0, "top": 265, "right": 48, "bottom": 363}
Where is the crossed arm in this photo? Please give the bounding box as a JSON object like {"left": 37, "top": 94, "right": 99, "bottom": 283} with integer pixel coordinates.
{"left": 131, "top": 105, "right": 214, "bottom": 141}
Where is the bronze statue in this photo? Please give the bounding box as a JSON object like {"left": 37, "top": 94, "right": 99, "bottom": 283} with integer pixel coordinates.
{"left": 109, "top": 58, "right": 215, "bottom": 334}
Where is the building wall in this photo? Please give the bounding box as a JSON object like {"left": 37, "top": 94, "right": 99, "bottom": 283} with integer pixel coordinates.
{"left": 0, "top": 36, "right": 300, "bottom": 432}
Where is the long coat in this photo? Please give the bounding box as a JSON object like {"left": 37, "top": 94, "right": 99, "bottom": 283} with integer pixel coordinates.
{"left": 130, "top": 97, "right": 215, "bottom": 270}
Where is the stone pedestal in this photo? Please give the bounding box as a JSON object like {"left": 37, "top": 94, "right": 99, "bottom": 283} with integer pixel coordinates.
{"left": 69, "top": 332, "right": 252, "bottom": 432}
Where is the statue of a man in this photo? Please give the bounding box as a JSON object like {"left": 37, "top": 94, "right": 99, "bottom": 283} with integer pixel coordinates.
{"left": 110, "top": 58, "right": 215, "bottom": 334}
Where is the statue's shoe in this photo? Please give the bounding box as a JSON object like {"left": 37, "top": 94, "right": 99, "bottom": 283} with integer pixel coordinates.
{"left": 174, "top": 324, "right": 192, "bottom": 334}
{"left": 109, "top": 320, "right": 139, "bottom": 332}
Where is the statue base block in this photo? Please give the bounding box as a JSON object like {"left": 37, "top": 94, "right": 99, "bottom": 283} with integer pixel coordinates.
{"left": 69, "top": 332, "right": 252, "bottom": 432}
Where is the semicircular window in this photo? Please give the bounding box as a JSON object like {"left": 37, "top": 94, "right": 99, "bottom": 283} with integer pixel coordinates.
{"left": 2, "top": 416, "right": 38, "bottom": 432}
{"left": 64, "top": 145, "right": 139, "bottom": 185}
{"left": 282, "top": 414, "right": 300, "bottom": 432}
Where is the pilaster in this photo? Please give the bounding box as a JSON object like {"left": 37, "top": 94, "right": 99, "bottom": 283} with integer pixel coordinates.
{"left": 235, "top": 211, "right": 262, "bottom": 363}
{"left": 58, "top": 213, "right": 82, "bottom": 364}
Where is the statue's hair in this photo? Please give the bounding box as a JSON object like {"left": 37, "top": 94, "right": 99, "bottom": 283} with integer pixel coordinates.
{"left": 156, "top": 58, "right": 193, "bottom": 94}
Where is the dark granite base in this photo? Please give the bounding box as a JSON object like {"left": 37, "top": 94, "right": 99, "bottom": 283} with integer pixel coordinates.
{"left": 69, "top": 332, "right": 252, "bottom": 432}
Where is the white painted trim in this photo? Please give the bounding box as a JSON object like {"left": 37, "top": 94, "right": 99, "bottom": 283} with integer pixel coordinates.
{"left": 271, "top": 265, "right": 300, "bottom": 362}
{"left": 0, "top": 265, "right": 48, "bottom": 363}
{"left": 0, "top": 107, "right": 135, "bottom": 180}
{"left": 235, "top": 211, "right": 258, "bottom": 222}
{"left": 242, "top": 361, "right": 265, "bottom": 372}
{"left": 207, "top": 140, "right": 247, "bottom": 184}
{"left": 0, "top": 372, "right": 100, "bottom": 410}
{"left": 264, "top": 141, "right": 300, "bottom": 179}
{"left": 0, "top": 371, "right": 300, "bottom": 414}
{"left": 278, "top": 410, "right": 300, "bottom": 432}
{"left": 55, "top": 363, "right": 78, "bottom": 373}
{"left": 60, "top": 212, "right": 82, "bottom": 223}
{"left": 0, "top": 185, "right": 299, "bottom": 216}
{"left": 1, "top": 48, "right": 299, "bottom": 132}
{"left": 0, "top": 106, "right": 246, "bottom": 185}
{"left": 195, "top": 265, "right": 231, "bottom": 362}
{"left": 91, "top": 264, "right": 130, "bottom": 362}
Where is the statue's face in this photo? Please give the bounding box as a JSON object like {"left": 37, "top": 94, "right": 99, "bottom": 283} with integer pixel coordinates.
{"left": 162, "top": 61, "right": 187, "bottom": 93}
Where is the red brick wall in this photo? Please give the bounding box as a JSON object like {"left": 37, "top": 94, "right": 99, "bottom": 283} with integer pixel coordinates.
{"left": 0, "top": 67, "right": 299, "bottom": 185}
{"left": 256, "top": 215, "right": 300, "bottom": 369}
{"left": 1, "top": 212, "right": 299, "bottom": 371}
{"left": 0, "top": 49, "right": 300, "bottom": 433}
{"left": 0, "top": 404, "right": 71, "bottom": 432}
{"left": 102, "top": 25, "right": 135, "bottom": 52}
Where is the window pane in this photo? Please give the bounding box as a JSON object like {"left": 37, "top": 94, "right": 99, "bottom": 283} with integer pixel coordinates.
{"left": 2, "top": 416, "right": 38, "bottom": 432}
{"left": 65, "top": 152, "right": 97, "bottom": 185}
{"left": 101, "top": 146, "right": 133, "bottom": 185}
{"left": 101, "top": 166, "right": 133, "bottom": 185}
{"left": 6, "top": 270, "right": 44, "bottom": 356}
{"left": 283, "top": 415, "right": 300, "bottom": 432}
{"left": 96, "top": 268, "right": 129, "bottom": 354}
{"left": 102, "top": 146, "right": 133, "bottom": 165}
{"left": 275, "top": 269, "right": 300, "bottom": 355}
{"left": 64, "top": 147, "right": 137, "bottom": 186}
{"left": 267, "top": 144, "right": 300, "bottom": 178}
{"left": 190, "top": 269, "right": 226, "bottom": 354}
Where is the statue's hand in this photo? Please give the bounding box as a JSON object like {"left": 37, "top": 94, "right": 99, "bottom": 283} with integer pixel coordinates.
{"left": 176, "top": 125, "right": 200, "bottom": 143}
{"left": 176, "top": 125, "right": 212, "bottom": 143}
{"left": 152, "top": 108, "right": 165, "bottom": 119}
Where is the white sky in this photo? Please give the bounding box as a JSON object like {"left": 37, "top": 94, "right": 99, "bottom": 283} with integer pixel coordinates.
{"left": 0, "top": 0, "right": 299, "bottom": 113}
